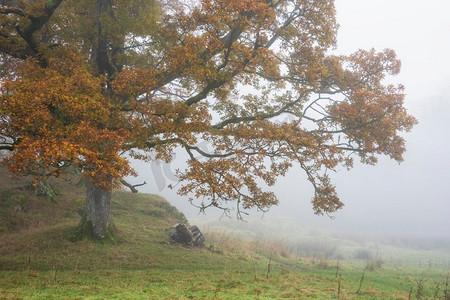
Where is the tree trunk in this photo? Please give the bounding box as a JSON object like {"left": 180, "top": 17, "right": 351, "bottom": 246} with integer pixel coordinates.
{"left": 83, "top": 180, "right": 113, "bottom": 239}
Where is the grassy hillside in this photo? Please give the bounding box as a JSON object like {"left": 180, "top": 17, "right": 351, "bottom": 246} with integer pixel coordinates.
{"left": 0, "top": 168, "right": 449, "bottom": 299}
{"left": 194, "top": 216, "right": 450, "bottom": 269}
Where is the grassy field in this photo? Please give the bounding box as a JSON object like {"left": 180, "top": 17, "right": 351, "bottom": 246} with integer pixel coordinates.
{"left": 0, "top": 170, "right": 449, "bottom": 299}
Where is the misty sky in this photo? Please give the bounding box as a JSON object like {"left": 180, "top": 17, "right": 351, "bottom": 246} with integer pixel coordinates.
{"left": 128, "top": 0, "right": 450, "bottom": 238}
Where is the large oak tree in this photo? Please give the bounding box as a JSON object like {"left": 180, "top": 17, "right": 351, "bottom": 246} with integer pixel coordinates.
{"left": 0, "top": 0, "right": 416, "bottom": 239}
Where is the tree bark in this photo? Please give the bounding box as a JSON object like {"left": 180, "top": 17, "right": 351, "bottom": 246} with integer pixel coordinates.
{"left": 84, "top": 180, "right": 112, "bottom": 239}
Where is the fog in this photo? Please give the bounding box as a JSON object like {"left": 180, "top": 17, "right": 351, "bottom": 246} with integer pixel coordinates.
{"left": 127, "top": 0, "right": 450, "bottom": 239}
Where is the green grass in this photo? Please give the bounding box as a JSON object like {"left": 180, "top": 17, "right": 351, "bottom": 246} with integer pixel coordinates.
{"left": 0, "top": 168, "right": 449, "bottom": 299}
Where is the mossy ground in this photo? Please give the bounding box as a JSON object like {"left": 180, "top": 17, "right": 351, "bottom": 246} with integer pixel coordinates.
{"left": 0, "top": 167, "right": 449, "bottom": 299}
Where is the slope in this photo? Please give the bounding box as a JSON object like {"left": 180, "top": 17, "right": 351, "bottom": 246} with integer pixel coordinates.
{"left": 0, "top": 166, "right": 448, "bottom": 299}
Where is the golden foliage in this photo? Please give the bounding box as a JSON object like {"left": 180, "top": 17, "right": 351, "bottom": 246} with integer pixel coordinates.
{"left": 0, "top": 0, "right": 417, "bottom": 215}
{"left": 0, "top": 51, "right": 133, "bottom": 189}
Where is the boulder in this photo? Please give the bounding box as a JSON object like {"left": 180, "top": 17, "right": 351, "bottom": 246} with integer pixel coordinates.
{"left": 170, "top": 223, "right": 205, "bottom": 247}
{"left": 190, "top": 225, "right": 205, "bottom": 247}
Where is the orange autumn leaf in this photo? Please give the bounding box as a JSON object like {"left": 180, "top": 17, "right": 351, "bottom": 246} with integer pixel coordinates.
{"left": 0, "top": 0, "right": 416, "bottom": 218}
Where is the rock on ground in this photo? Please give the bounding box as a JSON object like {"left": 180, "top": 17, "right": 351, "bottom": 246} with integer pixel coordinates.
{"left": 170, "top": 223, "right": 205, "bottom": 247}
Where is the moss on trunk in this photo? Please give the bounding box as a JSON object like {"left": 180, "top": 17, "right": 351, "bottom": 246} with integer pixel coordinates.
{"left": 68, "top": 213, "right": 119, "bottom": 243}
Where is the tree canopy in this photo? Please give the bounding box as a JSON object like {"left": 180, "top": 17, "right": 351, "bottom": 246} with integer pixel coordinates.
{"left": 0, "top": 0, "right": 416, "bottom": 220}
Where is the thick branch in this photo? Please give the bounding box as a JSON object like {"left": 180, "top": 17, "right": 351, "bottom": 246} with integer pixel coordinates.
{"left": 0, "top": 0, "right": 64, "bottom": 64}
{"left": 213, "top": 95, "right": 304, "bottom": 129}
{"left": 0, "top": 145, "right": 13, "bottom": 151}
{"left": 184, "top": 79, "right": 227, "bottom": 106}
{"left": 120, "top": 179, "right": 146, "bottom": 193}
